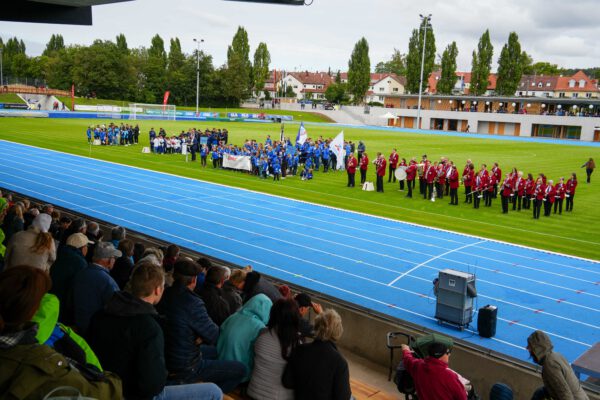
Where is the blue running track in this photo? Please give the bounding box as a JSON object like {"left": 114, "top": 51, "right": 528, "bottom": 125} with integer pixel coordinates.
{"left": 0, "top": 140, "right": 598, "bottom": 365}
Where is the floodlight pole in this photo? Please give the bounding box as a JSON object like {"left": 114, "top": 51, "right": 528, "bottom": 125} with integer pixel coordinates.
{"left": 0, "top": 47, "right": 3, "bottom": 87}
{"left": 416, "top": 13, "right": 431, "bottom": 130}
{"left": 193, "top": 38, "right": 204, "bottom": 116}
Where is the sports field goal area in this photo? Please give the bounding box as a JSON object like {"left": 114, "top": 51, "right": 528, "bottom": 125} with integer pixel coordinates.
{"left": 128, "top": 103, "right": 176, "bottom": 121}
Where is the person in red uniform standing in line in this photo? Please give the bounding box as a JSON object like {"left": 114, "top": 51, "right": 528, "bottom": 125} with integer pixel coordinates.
{"left": 398, "top": 158, "right": 407, "bottom": 191}
{"left": 436, "top": 160, "right": 446, "bottom": 200}
{"left": 554, "top": 177, "right": 566, "bottom": 214}
{"left": 485, "top": 171, "right": 496, "bottom": 207}
{"left": 375, "top": 153, "right": 386, "bottom": 193}
{"left": 405, "top": 159, "right": 417, "bottom": 198}
{"left": 533, "top": 177, "right": 545, "bottom": 219}
{"left": 359, "top": 152, "right": 369, "bottom": 184}
{"left": 524, "top": 173, "right": 535, "bottom": 210}
{"left": 448, "top": 163, "right": 459, "bottom": 205}
{"left": 565, "top": 173, "right": 577, "bottom": 212}
{"left": 425, "top": 161, "right": 437, "bottom": 200}
{"left": 346, "top": 152, "right": 358, "bottom": 188}
{"left": 388, "top": 149, "right": 399, "bottom": 183}
{"left": 500, "top": 173, "right": 513, "bottom": 214}
{"left": 463, "top": 163, "right": 474, "bottom": 204}
{"left": 400, "top": 342, "right": 466, "bottom": 400}
{"left": 492, "top": 162, "right": 502, "bottom": 198}
{"left": 543, "top": 179, "right": 555, "bottom": 217}
{"left": 513, "top": 171, "right": 525, "bottom": 211}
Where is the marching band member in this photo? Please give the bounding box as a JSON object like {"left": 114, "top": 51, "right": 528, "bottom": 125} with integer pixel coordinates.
{"left": 375, "top": 153, "right": 386, "bottom": 193}
{"left": 473, "top": 170, "right": 484, "bottom": 209}
{"left": 436, "top": 160, "right": 446, "bottom": 200}
{"left": 565, "top": 173, "right": 578, "bottom": 212}
{"left": 513, "top": 171, "right": 525, "bottom": 211}
{"left": 463, "top": 163, "right": 474, "bottom": 203}
{"left": 544, "top": 179, "right": 555, "bottom": 217}
{"left": 346, "top": 152, "right": 358, "bottom": 188}
{"left": 398, "top": 158, "right": 407, "bottom": 191}
{"left": 425, "top": 161, "right": 437, "bottom": 200}
{"left": 448, "top": 164, "right": 459, "bottom": 205}
{"left": 406, "top": 158, "right": 417, "bottom": 198}
{"left": 359, "top": 152, "right": 369, "bottom": 184}
{"left": 533, "top": 177, "right": 545, "bottom": 219}
{"left": 554, "top": 177, "right": 566, "bottom": 215}
{"left": 388, "top": 149, "right": 399, "bottom": 183}
{"left": 492, "top": 162, "right": 502, "bottom": 198}
{"left": 486, "top": 172, "right": 496, "bottom": 207}
{"left": 501, "top": 173, "right": 513, "bottom": 214}
{"left": 524, "top": 173, "right": 534, "bottom": 210}
{"left": 418, "top": 155, "right": 428, "bottom": 196}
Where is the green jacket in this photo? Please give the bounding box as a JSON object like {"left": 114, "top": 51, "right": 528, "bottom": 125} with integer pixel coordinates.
{"left": 527, "top": 330, "right": 589, "bottom": 400}
{"left": 32, "top": 293, "right": 103, "bottom": 371}
{"left": 0, "top": 340, "right": 122, "bottom": 399}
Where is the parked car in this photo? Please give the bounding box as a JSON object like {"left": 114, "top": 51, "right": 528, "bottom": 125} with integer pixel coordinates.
{"left": 323, "top": 103, "right": 335, "bottom": 110}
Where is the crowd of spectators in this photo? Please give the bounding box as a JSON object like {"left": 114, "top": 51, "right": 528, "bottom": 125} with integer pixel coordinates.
{"left": 0, "top": 191, "right": 355, "bottom": 400}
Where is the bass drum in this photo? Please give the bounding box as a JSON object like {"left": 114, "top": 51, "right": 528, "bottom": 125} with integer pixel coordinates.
{"left": 395, "top": 167, "right": 407, "bottom": 181}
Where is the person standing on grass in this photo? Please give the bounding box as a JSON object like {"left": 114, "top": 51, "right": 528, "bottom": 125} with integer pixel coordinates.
{"left": 500, "top": 174, "right": 513, "bottom": 214}
{"left": 554, "top": 177, "right": 566, "bottom": 215}
{"left": 532, "top": 177, "right": 545, "bottom": 219}
{"left": 406, "top": 158, "right": 417, "bottom": 198}
{"left": 375, "top": 153, "right": 386, "bottom": 193}
{"left": 565, "top": 173, "right": 578, "bottom": 212}
{"left": 346, "top": 152, "right": 357, "bottom": 188}
{"left": 359, "top": 152, "right": 369, "bottom": 184}
{"left": 582, "top": 158, "right": 595, "bottom": 183}
{"left": 448, "top": 164, "right": 459, "bottom": 206}
{"left": 388, "top": 149, "right": 399, "bottom": 183}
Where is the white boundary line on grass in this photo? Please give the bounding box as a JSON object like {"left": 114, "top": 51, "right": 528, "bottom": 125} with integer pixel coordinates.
{"left": 1, "top": 139, "right": 599, "bottom": 263}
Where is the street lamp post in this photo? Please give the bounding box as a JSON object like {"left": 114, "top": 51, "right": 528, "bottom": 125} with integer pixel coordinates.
{"left": 416, "top": 13, "right": 431, "bottom": 130}
{"left": 0, "top": 47, "right": 3, "bottom": 87}
{"left": 193, "top": 38, "right": 204, "bottom": 116}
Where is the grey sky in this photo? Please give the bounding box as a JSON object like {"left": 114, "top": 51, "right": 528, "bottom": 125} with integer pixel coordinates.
{"left": 1, "top": 0, "right": 598, "bottom": 73}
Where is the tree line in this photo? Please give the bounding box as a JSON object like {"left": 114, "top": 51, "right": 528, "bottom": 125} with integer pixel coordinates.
{"left": 0, "top": 28, "right": 270, "bottom": 107}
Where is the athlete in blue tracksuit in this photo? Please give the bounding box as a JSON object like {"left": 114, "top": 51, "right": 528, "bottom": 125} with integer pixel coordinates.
{"left": 322, "top": 146, "right": 330, "bottom": 172}
{"left": 272, "top": 159, "right": 281, "bottom": 181}
{"left": 260, "top": 157, "right": 269, "bottom": 178}
{"left": 314, "top": 146, "right": 321, "bottom": 171}
{"left": 211, "top": 148, "right": 220, "bottom": 168}
{"left": 200, "top": 145, "right": 208, "bottom": 167}
{"left": 86, "top": 127, "right": 92, "bottom": 143}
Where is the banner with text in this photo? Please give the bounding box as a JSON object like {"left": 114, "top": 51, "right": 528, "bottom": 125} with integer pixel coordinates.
{"left": 222, "top": 154, "right": 252, "bottom": 171}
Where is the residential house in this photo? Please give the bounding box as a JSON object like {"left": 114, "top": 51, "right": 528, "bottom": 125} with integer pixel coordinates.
{"left": 428, "top": 71, "right": 497, "bottom": 96}
{"left": 340, "top": 72, "right": 406, "bottom": 103}
{"left": 283, "top": 71, "right": 334, "bottom": 100}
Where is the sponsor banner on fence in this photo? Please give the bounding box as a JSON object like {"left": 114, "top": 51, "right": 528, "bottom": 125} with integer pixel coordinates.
{"left": 74, "top": 105, "right": 124, "bottom": 112}
{"left": 227, "top": 112, "right": 293, "bottom": 121}
{"left": 0, "top": 103, "right": 29, "bottom": 110}
{"left": 222, "top": 154, "right": 252, "bottom": 171}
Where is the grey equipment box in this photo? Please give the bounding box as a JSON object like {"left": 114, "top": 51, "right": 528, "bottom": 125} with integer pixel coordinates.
{"left": 435, "top": 269, "right": 477, "bottom": 330}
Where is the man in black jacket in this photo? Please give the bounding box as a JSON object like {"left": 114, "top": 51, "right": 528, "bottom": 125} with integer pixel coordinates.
{"left": 88, "top": 262, "right": 222, "bottom": 400}
{"left": 196, "top": 266, "right": 232, "bottom": 326}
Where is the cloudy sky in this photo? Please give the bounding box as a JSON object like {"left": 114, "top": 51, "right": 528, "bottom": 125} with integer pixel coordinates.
{"left": 2, "top": 0, "right": 598, "bottom": 73}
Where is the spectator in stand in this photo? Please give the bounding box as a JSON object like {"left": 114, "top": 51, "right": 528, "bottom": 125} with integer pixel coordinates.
{"left": 88, "top": 262, "right": 223, "bottom": 400}
{"left": 85, "top": 221, "right": 103, "bottom": 263}
{"left": 4, "top": 213, "right": 56, "bottom": 272}
{"left": 70, "top": 242, "right": 120, "bottom": 335}
{"left": 139, "top": 247, "right": 164, "bottom": 267}
{"left": 156, "top": 258, "right": 246, "bottom": 393}
{"left": 222, "top": 268, "right": 246, "bottom": 314}
{"left": 1, "top": 204, "right": 25, "bottom": 244}
{"left": 53, "top": 216, "right": 72, "bottom": 241}
{"left": 243, "top": 270, "right": 283, "bottom": 304}
{"left": 527, "top": 330, "right": 589, "bottom": 400}
{"left": 217, "top": 293, "right": 273, "bottom": 382}
{"left": 195, "top": 257, "right": 213, "bottom": 292}
{"left": 489, "top": 383, "right": 513, "bottom": 400}
{"left": 0, "top": 198, "right": 8, "bottom": 270}
{"left": 0, "top": 266, "right": 123, "bottom": 399}
{"left": 400, "top": 341, "right": 466, "bottom": 400}
{"left": 163, "top": 244, "right": 180, "bottom": 273}
{"left": 197, "top": 265, "right": 233, "bottom": 326}
{"left": 110, "top": 239, "right": 135, "bottom": 290}
{"left": 133, "top": 242, "right": 146, "bottom": 264}
{"left": 111, "top": 226, "right": 126, "bottom": 248}
{"left": 50, "top": 233, "right": 93, "bottom": 324}
{"left": 294, "top": 292, "right": 323, "bottom": 339}
{"left": 59, "top": 218, "right": 87, "bottom": 246}
{"left": 283, "top": 309, "right": 351, "bottom": 400}
{"left": 248, "top": 298, "right": 301, "bottom": 400}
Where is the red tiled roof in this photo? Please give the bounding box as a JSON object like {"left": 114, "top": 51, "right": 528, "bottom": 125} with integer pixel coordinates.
{"left": 518, "top": 75, "right": 559, "bottom": 91}
{"left": 555, "top": 71, "right": 600, "bottom": 92}
{"left": 288, "top": 71, "right": 334, "bottom": 86}
{"left": 428, "top": 71, "right": 496, "bottom": 94}
{"left": 340, "top": 72, "right": 406, "bottom": 86}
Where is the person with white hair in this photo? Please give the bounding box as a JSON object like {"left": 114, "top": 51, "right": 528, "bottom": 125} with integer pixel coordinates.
{"left": 4, "top": 213, "right": 56, "bottom": 271}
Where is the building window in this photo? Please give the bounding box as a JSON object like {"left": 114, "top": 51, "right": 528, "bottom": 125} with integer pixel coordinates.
{"left": 572, "top": 93, "right": 578, "bottom": 98}
{"left": 579, "top": 80, "right": 585, "bottom": 88}
{"left": 379, "top": 96, "right": 384, "bottom": 101}
{"left": 393, "top": 88, "right": 399, "bottom": 92}
{"left": 293, "top": 85, "right": 298, "bottom": 89}
{"left": 538, "top": 82, "right": 543, "bottom": 88}
{"left": 379, "top": 87, "right": 384, "bottom": 92}
{"left": 531, "top": 82, "right": 536, "bottom": 87}
{"left": 546, "top": 82, "right": 551, "bottom": 87}
{"left": 586, "top": 93, "right": 592, "bottom": 98}
{"left": 559, "top": 92, "right": 565, "bottom": 98}
{"left": 569, "top": 80, "right": 575, "bottom": 88}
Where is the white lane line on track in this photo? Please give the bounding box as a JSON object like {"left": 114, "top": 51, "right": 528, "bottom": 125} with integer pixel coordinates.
{"left": 388, "top": 241, "right": 487, "bottom": 287}
{"left": 0, "top": 172, "right": 597, "bottom": 341}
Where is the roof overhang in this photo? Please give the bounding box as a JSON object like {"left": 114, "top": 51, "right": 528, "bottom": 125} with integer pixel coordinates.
{"left": 2, "top": 0, "right": 132, "bottom": 25}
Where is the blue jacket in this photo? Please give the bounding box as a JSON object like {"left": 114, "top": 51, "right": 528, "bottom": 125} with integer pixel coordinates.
{"left": 217, "top": 294, "right": 272, "bottom": 381}
{"left": 71, "top": 263, "right": 119, "bottom": 335}
{"left": 156, "top": 281, "right": 219, "bottom": 374}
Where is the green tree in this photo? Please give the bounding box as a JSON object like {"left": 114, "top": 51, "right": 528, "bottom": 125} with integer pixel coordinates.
{"left": 524, "top": 61, "right": 563, "bottom": 76}
{"left": 374, "top": 49, "right": 406, "bottom": 76}
{"left": 143, "top": 34, "right": 168, "bottom": 103}
{"left": 165, "top": 38, "right": 190, "bottom": 105}
{"left": 43, "top": 34, "right": 65, "bottom": 56}
{"left": 347, "top": 37, "right": 371, "bottom": 104}
{"left": 470, "top": 30, "right": 494, "bottom": 95}
{"left": 116, "top": 33, "right": 128, "bottom": 53}
{"left": 226, "top": 26, "right": 252, "bottom": 100}
{"left": 405, "top": 19, "right": 436, "bottom": 93}
{"left": 496, "top": 32, "right": 524, "bottom": 96}
{"left": 324, "top": 82, "right": 348, "bottom": 104}
{"left": 437, "top": 42, "right": 458, "bottom": 95}
{"left": 252, "top": 42, "right": 270, "bottom": 97}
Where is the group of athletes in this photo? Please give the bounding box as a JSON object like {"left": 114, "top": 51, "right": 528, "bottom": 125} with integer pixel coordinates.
{"left": 371, "top": 152, "right": 579, "bottom": 218}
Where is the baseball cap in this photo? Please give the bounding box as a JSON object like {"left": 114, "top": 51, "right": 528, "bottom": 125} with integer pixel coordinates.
{"left": 94, "top": 242, "right": 122, "bottom": 259}
{"left": 174, "top": 259, "right": 201, "bottom": 277}
{"left": 66, "top": 233, "right": 93, "bottom": 249}
{"left": 295, "top": 293, "right": 312, "bottom": 308}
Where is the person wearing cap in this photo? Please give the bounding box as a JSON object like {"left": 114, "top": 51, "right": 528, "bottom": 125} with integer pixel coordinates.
{"left": 50, "top": 232, "right": 93, "bottom": 324}
{"left": 4, "top": 213, "right": 56, "bottom": 272}
{"left": 70, "top": 242, "right": 121, "bottom": 335}
{"left": 157, "top": 258, "right": 246, "bottom": 393}
{"left": 400, "top": 342, "right": 466, "bottom": 400}
{"left": 527, "top": 330, "right": 589, "bottom": 400}
{"left": 294, "top": 293, "right": 323, "bottom": 339}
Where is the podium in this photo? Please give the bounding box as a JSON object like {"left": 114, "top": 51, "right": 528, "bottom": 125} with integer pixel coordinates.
{"left": 435, "top": 269, "right": 477, "bottom": 330}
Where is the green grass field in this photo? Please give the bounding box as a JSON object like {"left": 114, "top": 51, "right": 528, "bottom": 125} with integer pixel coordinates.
{"left": 0, "top": 117, "right": 599, "bottom": 260}
{"left": 55, "top": 96, "right": 332, "bottom": 123}
{"left": 0, "top": 93, "right": 25, "bottom": 103}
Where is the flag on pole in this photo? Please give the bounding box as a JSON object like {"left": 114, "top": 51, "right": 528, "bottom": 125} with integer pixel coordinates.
{"left": 71, "top": 84, "right": 75, "bottom": 111}
{"left": 330, "top": 130, "right": 345, "bottom": 170}
{"left": 162, "top": 91, "right": 170, "bottom": 112}
{"left": 280, "top": 122, "right": 285, "bottom": 143}
{"left": 296, "top": 122, "right": 307, "bottom": 145}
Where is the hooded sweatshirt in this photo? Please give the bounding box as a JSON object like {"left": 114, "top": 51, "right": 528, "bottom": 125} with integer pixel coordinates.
{"left": 527, "top": 330, "right": 589, "bottom": 400}
{"left": 217, "top": 293, "right": 272, "bottom": 381}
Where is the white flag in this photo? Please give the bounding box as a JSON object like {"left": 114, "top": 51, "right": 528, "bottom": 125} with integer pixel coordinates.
{"left": 330, "top": 131, "right": 345, "bottom": 170}
{"left": 296, "top": 122, "right": 307, "bottom": 146}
